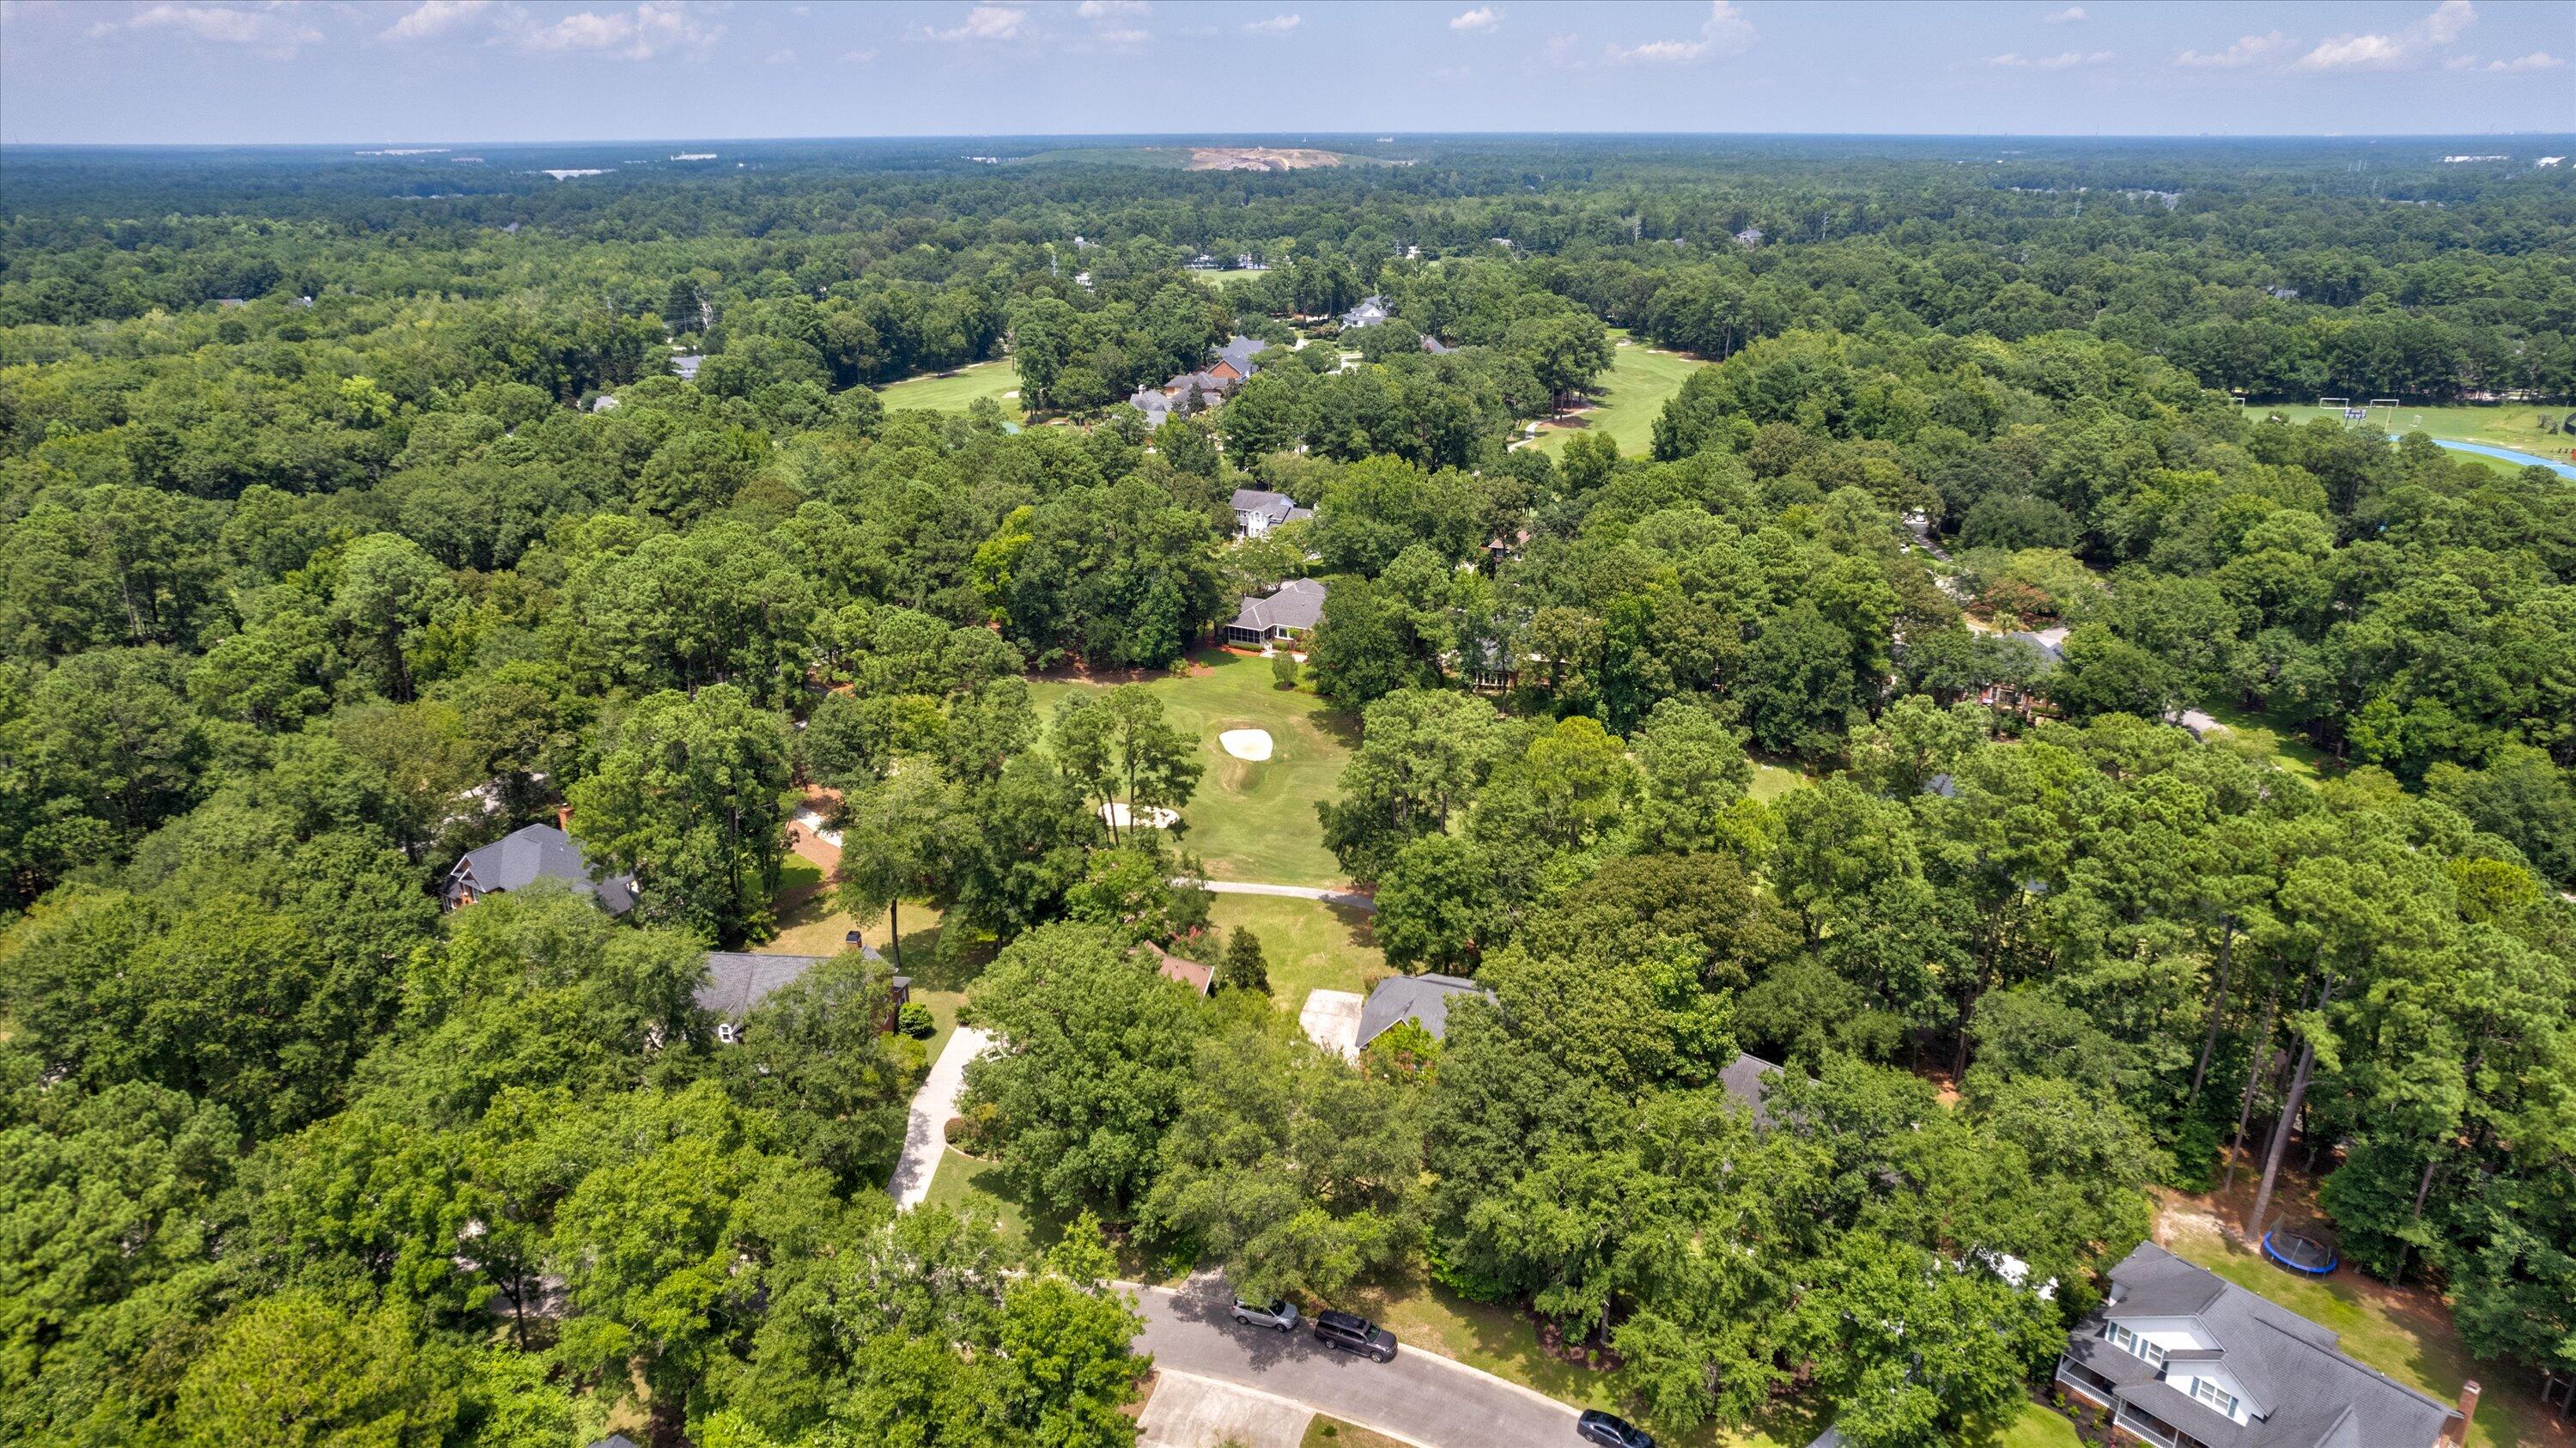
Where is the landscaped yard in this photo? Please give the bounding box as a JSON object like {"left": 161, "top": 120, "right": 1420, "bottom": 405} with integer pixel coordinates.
{"left": 1202, "top": 892, "right": 1388, "bottom": 1008}
{"left": 1527, "top": 331, "right": 1710, "bottom": 458}
{"left": 1025, "top": 649, "right": 1358, "bottom": 887}
{"left": 878, "top": 357, "right": 1024, "bottom": 420}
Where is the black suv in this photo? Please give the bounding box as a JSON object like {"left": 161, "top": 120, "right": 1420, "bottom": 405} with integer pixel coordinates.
{"left": 1310, "top": 1309, "right": 1398, "bottom": 1362}
{"left": 1577, "top": 1409, "right": 1655, "bottom": 1447}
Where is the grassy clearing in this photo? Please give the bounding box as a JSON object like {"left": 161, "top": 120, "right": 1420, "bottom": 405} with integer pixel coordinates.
{"left": 1203, "top": 892, "right": 1388, "bottom": 1011}
{"left": 2160, "top": 1207, "right": 2553, "bottom": 1448}
{"left": 1747, "top": 758, "right": 1810, "bottom": 802}
{"left": 1195, "top": 268, "right": 1278, "bottom": 290}
{"left": 2248, "top": 401, "right": 2571, "bottom": 456}
{"left": 1026, "top": 649, "right": 1357, "bottom": 887}
{"left": 2203, "top": 701, "right": 2333, "bottom": 783}
{"left": 1528, "top": 332, "right": 1710, "bottom": 458}
{"left": 878, "top": 357, "right": 1024, "bottom": 418}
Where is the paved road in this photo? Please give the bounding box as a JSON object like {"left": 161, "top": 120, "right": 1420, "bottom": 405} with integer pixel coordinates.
{"left": 1130, "top": 1277, "right": 1581, "bottom": 1448}
{"left": 1175, "top": 878, "right": 1376, "bottom": 913}
{"left": 888, "top": 1025, "right": 991, "bottom": 1210}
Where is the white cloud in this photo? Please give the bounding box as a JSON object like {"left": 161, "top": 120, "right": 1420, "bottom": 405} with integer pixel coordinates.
{"left": 1451, "top": 6, "right": 1498, "bottom": 32}
{"left": 924, "top": 5, "right": 1027, "bottom": 41}
{"left": 381, "top": 0, "right": 492, "bottom": 42}
{"left": 2175, "top": 32, "right": 2288, "bottom": 68}
{"left": 2294, "top": 32, "right": 2408, "bottom": 71}
{"left": 764, "top": 46, "right": 795, "bottom": 64}
{"left": 88, "top": 3, "right": 323, "bottom": 52}
{"left": 1606, "top": 0, "right": 1751, "bottom": 64}
{"left": 1990, "top": 49, "right": 2113, "bottom": 69}
{"left": 515, "top": 1, "right": 721, "bottom": 59}
{"left": 2424, "top": 0, "right": 2475, "bottom": 44}
{"left": 2044, "top": 6, "right": 2087, "bottom": 21}
{"left": 1242, "top": 13, "right": 1300, "bottom": 33}
{"left": 2488, "top": 50, "right": 2562, "bottom": 70}
{"left": 2443, "top": 52, "right": 2479, "bottom": 70}
{"left": 1076, "top": 0, "right": 1147, "bottom": 15}
{"left": 839, "top": 46, "right": 878, "bottom": 63}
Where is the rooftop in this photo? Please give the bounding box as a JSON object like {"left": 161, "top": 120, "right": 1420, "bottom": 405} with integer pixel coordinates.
{"left": 447, "top": 823, "right": 635, "bottom": 915}
{"left": 1228, "top": 577, "right": 1328, "bottom": 636}
{"left": 1357, "top": 971, "right": 1493, "bottom": 1047}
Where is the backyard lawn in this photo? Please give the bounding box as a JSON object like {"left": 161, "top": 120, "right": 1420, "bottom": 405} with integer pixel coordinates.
{"left": 1025, "top": 649, "right": 1358, "bottom": 887}
{"left": 1527, "top": 331, "right": 1709, "bottom": 458}
{"left": 2160, "top": 1206, "right": 2556, "bottom": 1448}
{"left": 1203, "top": 892, "right": 1388, "bottom": 1007}
{"left": 878, "top": 357, "right": 1024, "bottom": 420}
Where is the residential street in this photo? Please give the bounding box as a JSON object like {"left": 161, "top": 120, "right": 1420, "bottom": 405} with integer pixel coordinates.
{"left": 1129, "top": 1278, "right": 1583, "bottom": 1448}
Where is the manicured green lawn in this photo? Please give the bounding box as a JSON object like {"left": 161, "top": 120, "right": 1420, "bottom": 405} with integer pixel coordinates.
{"left": 920, "top": 1147, "right": 1048, "bottom": 1248}
{"left": 2249, "top": 401, "right": 2571, "bottom": 457}
{"left": 2202, "top": 701, "right": 2333, "bottom": 784}
{"left": 1529, "top": 332, "right": 1710, "bottom": 458}
{"left": 1992, "top": 1402, "right": 2083, "bottom": 1448}
{"left": 2164, "top": 1228, "right": 2545, "bottom": 1448}
{"left": 1203, "top": 893, "right": 1388, "bottom": 1012}
{"left": 1748, "top": 759, "right": 1810, "bottom": 802}
{"left": 878, "top": 357, "right": 1024, "bottom": 419}
{"left": 1026, "top": 649, "right": 1358, "bottom": 887}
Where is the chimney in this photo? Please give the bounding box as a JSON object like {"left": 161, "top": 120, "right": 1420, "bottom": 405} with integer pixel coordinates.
{"left": 2444, "top": 1381, "right": 2480, "bottom": 1445}
{"left": 556, "top": 804, "right": 574, "bottom": 832}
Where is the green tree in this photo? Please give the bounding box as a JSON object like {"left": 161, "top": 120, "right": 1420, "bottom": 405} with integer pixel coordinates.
{"left": 177, "top": 1293, "right": 459, "bottom": 1448}
{"left": 570, "top": 684, "right": 793, "bottom": 946}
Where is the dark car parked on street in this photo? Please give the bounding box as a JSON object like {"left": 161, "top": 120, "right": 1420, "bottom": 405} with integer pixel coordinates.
{"left": 1310, "top": 1308, "right": 1398, "bottom": 1362}
{"left": 1577, "top": 1408, "right": 1655, "bottom": 1447}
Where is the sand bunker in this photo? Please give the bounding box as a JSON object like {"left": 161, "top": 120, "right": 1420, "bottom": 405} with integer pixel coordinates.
{"left": 1219, "top": 729, "right": 1274, "bottom": 762}
{"left": 1099, "top": 802, "right": 1180, "bottom": 830}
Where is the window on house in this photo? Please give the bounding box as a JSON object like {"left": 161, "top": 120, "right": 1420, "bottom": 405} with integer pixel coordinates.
{"left": 2190, "top": 1378, "right": 2239, "bottom": 1417}
{"left": 2100, "top": 1323, "right": 2167, "bottom": 1368}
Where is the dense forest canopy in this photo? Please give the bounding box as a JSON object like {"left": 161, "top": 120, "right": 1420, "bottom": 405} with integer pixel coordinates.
{"left": 2, "top": 135, "right": 2572, "bottom": 1448}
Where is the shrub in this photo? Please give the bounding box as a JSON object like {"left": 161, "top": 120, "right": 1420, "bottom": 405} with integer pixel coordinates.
{"left": 898, "top": 1001, "right": 935, "bottom": 1037}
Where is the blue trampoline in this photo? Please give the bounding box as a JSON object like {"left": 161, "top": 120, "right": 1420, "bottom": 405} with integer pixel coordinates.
{"left": 2262, "top": 1227, "right": 2339, "bottom": 1275}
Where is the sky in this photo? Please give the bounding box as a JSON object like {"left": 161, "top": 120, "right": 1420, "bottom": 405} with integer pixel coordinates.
{"left": 1, "top": 0, "right": 2570, "bottom": 145}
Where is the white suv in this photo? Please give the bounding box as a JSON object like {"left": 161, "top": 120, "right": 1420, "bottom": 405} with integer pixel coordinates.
{"left": 1230, "top": 1297, "right": 1300, "bottom": 1332}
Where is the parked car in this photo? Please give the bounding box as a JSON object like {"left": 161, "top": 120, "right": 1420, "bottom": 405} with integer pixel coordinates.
{"left": 1577, "top": 1410, "right": 1654, "bottom": 1448}
{"left": 1230, "top": 1297, "right": 1300, "bottom": 1332}
{"left": 1311, "top": 1308, "right": 1398, "bottom": 1361}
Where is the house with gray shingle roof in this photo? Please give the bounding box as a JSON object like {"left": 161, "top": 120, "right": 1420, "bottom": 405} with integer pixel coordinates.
{"left": 1223, "top": 578, "right": 1327, "bottom": 647}
{"left": 2054, "top": 1241, "right": 2468, "bottom": 1448}
{"left": 444, "top": 822, "right": 635, "bottom": 916}
{"left": 1229, "top": 487, "right": 1312, "bottom": 538}
{"left": 1356, "top": 972, "right": 1493, "bottom": 1049}
{"left": 1128, "top": 385, "right": 1173, "bottom": 429}
{"left": 1212, "top": 335, "right": 1270, "bottom": 381}
{"left": 697, "top": 946, "right": 906, "bottom": 1045}
{"left": 1339, "top": 295, "right": 1391, "bottom": 329}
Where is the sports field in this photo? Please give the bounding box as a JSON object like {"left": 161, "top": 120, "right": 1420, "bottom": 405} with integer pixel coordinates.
{"left": 1527, "top": 332, "right": 1709, "bottom": 458}
{"left": 878, "top": 357, "right": 1024, "bottom": 419}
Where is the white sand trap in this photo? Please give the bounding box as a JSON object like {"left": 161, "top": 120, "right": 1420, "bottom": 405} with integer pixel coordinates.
{"left": 1100, "top": 801, "right": 1180, "bottom": 830}
{"left": 1219, "top": 729, "right": 1274, "bottom": 762}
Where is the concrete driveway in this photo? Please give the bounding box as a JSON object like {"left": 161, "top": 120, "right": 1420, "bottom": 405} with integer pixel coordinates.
{"left": 1131, "top": 1275, "right": 1583, "bottom": 1448}
{"left": 888, "top": 1025, "right": 992, "bottom": 1209}
{"left": 1299, "top": 989, "right": 1364, "bottom": 1061}
{"left": 1138, "top": 1370, "right": 1312, "bottom": 1448}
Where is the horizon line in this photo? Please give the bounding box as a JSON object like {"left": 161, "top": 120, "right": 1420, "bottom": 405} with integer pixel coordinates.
{"left": 8, "top": 128, "right": 2576, "bottom": 151}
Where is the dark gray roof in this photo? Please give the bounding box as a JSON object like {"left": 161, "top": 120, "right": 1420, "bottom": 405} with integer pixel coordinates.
{"left": 447, "top": 824, "right": 635, "bottom": 915}
{"left": 1228, "top": 578, "right": 1327, "bottom": 635}
{"left": 1717, "top": 1051, "right": 1784, "bottom": 1123}
{"left": 696, "top": 946, "right": 890, "bottom": 1021}
{"left": 1230, "top": 488, "right": 1309, "bottom": 527}
{"left": 1128, "top": 386, "right": 1172, "bottom": 427}
{"left": 2077, "top": 1243, "right": 2458, "bottom": 1448}
{"left": 2007, "top": 629, "right": 2069, "bottom": 666}
{"left": 1357, "top": 972, "right": 1493, "bottom": 1047}
{"left": 1215, "top": 335, "right": 1270, "bottom": 376}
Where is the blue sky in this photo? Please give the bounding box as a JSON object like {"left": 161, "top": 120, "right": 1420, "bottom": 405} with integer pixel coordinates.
{"left": 1, "top": 0, "right": 2569, "bottom": 144}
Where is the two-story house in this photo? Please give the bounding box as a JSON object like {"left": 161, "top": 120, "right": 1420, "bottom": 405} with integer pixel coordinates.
{"left": 2056, "top": 1243, "right": 2473, "bottom": 1448}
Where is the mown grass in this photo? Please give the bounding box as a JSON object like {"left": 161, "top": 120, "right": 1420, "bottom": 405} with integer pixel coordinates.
{"left": 1528, "top": 332, "right": 1710, "bottom": 458}
{"left": 878, "top": 357, "right": 1024, "bottom": 418}
{"left": 1202, "top": 893, "right": 1388, "bottom": 1014}
{"left": 1026, "top": 649, "right": 1358, "bottom": 887}
{"left": 2248, "top": 401, "right": 2571, "bottom": 456}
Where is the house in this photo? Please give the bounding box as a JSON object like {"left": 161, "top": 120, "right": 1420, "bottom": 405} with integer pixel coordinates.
{"left": 2053, "top": 1241, "right": 2470, "bottom": 1448}
{"left": 1340, "top": 295, "right": 1392, "bottom": 329}
{"left": 1128, "top": 385, "right": 1174, "bottom": 430}
{"left": 1230, "top": 487, "right": 1312, "bottom": 538}
{"left": 589, "top": 394, "right": 621, "bottom": 413}
{"left": 1981, "top": 627, "right": 2069, "bottom": 714}
{"left": 1356, "top": 973, "right": 1494, "bottom": 1049}
{"left": 2266, "top": 286, "right": 2300, "bottom": 301}
{"left": 1224, "top": 578, "right": 1327, "bottom": 648}
{"left": 1735, "top": 227, "right": 1765, "bottom": 248}
{"left": 1188, "top": 252, "right": 1219, "bottom": 270}
{"left": 1169, "top": 370, "right": 1237, "bottom": 408}
{"left": 671, "top": 353, "right": 704, "bottom": 381}
{"left": 1235, "top": 253, "right": 1267, "bottom": 271}
{"left": 1717, "top": 1050, "right": 1785, "bottom": 1124}
{"left": 1146, "top": 943, "right": 1213, "bottom": 996}
{"left": 696, "top": 947, "right": 909, "bottom": 1045}
{"left": 1212, "top": 334, "right": 1270, "bottom": 380}
{"left": 1420, "top": 335, "right": 1456, "bottom": 356}
{"left": 445, "top": 822, "right": 636, "bottom": 916}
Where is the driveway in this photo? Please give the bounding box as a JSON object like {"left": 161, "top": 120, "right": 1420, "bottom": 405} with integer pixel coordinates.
{"left": 1130, "top": 1276, "right": 1582, "bottom": 1448}
{"left": 1176, "top": 878, "right": 1376, "bottom": 913}
{"left": 1299, "top": 989, "right": 1364, "bottom": 1061}
{"left": 888, "top": 1025, "right": 992, "bottom": 1209}
{"left": 1137, "top": 1370, "right": 1311, "bottom": 1448}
